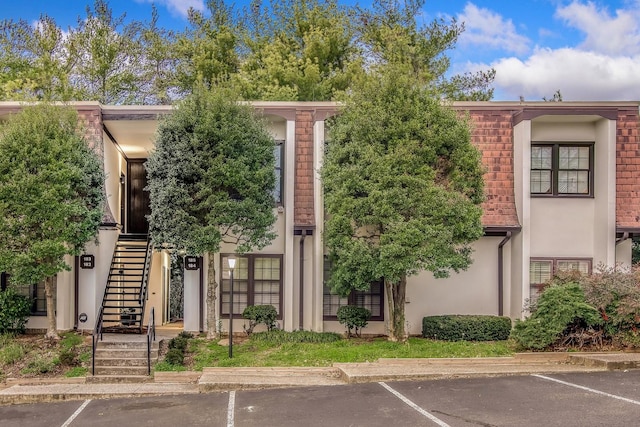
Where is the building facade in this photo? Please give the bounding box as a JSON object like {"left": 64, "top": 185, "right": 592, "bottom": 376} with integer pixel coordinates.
{"left": 1, "top": 101, "right": 638, "bottom": 336}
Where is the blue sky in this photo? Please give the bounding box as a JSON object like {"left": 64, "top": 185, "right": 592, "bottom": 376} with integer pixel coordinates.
{"left": 3, "top": 0, "right": 639, "bottom": 101}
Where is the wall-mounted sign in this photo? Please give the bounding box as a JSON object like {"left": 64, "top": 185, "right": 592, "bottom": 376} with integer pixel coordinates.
{"left": 79, "top": 313, "right": 88, "bottom": 323}
{"left": 80, "top": 255, "right": 95, "bottom": 269}
{"left": 185, "top": 256, "right": 200, "bottom": 270}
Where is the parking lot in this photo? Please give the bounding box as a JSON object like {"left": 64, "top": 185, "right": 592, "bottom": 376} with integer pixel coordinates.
{"left": 2, "top": 371, "right": 640, "bottom": 426}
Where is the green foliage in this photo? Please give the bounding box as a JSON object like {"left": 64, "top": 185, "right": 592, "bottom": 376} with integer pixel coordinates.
{"left": 21, "top": 355, "right": 58, "bottom": 375}
{"left": 336, "top": 305, "right": 371, "bottom": 338}
{"left": 0, "top": 104, "right": 104, "bottom": 285}
{"left": 249, "top": 330, "right": 342, "bottom": 344}
{"left": 164, "top": 348, "right": 185, "bottom": 366}
{"left": 322, "top": 62, "right": 484, "bottom": 341}
{"left": 0, "top": 288, "right": 31, "bottom": 334}
{"left": 169, "top": 336, "right": 189, "bottom": 352}
{"left": 511, "top": 283, "right": 602, "bottom": 350}
{"left": 58, "top": 348, "right": 78, "bottom": 366}
{"left": 146, "top": 87, "right": 277, "bottom": 256}
{"left": 242, "top": 305, "right": 278, "bottom": 335}
{"left": 0, "top": 339, "right": 26, "bottom": 365}
{"left": 65, "top": 367, "right": 88, "bottom": 377}
{"left": 633, "top": 238, "right": 640, "bottom": 265}
{"left": 422, "top": 315, "right": 512, "bottom": 341}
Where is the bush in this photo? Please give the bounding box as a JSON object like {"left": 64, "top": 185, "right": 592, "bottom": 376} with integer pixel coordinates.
{"left": 336, "top": 306, "right": 371, "bottom": 338}
{"left": 164, "top": 348, "right": 185, "bottom": 365}
{"left": 0, "top": 288, "right": 32, "bottom": 334}
{"left": 511, "top": 283, "right": 602, "bottom": 350}
{"left": 169, "top": 336, "right": 188, "bottom": 351}
{"left": 250, "top": 330, "right": 342, "bottom": 344}
{"left": 422, "top": 315, "right": 512, "bottom": 341}
{"left": 242, "top": 305, "right": 278, "bottom": 335}
{"left": 58, "top": 348, "right": 78, "bottom": 366}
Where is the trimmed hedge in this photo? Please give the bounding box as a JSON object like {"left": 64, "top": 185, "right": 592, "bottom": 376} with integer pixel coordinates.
{"left": 422, "top": 315, "right": 512, "bottom": 341}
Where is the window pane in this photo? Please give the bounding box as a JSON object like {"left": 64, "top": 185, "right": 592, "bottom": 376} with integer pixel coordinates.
{"left": 530, "top": 170, "right": 551, "bottom": 193}
{"left": 531, "top": 146, "right": 552, "bottom": 169}
{"left": 559, "top": 146, "right": 589, "bottom": 170}
{"left": 254, "top": 257, "right": 280, "bottom": 280}
{"left": 558, "top": 171, "right": 589, "bottom": 194}
{"left": 557, "top": 260, "right": 590, "bottom": 274}
{"left": 273, "top": 142, "right": 283, "bottom": 204}
{"left": 530, "top": 261, "right": 552, "bottom": 284}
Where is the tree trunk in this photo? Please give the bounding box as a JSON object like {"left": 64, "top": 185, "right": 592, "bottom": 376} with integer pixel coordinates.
{"left": 44, "top": 275, "right": 60, "bottom": 340}
{"left": 206, "top": 254, "right": 219, "bottom": 340}
{"left": 385, "top": 275, "right": 407, "bottom": 342}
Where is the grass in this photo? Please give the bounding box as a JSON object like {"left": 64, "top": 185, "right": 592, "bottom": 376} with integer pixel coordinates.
{"left": 156, "top": 331, "right": 514, "bottom": 372}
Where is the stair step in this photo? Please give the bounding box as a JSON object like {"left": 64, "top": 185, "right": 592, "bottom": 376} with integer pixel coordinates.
{"left": 86, "top": 375, "right": 152, "bottom": 384}
{"left": 96, "top": 349, "right": 158, "bottom": 358}
{"left": 97, "top": 341, "right": 159, "bottom": 349}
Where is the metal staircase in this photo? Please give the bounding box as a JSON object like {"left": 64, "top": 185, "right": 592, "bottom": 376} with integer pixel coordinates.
{"left": 100, "top": 233, "right": 152, "bottom": 333}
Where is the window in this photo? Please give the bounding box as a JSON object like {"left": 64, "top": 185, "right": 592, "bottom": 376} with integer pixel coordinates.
{"left": 220, "top": 254, "right": 283, "bottom": 318}
{"left": 322, "top": 258, "right": 384, "bottom": 321}
{"left": 531, "top": 143, "right": 593, "bottom": 196}
{"left": 529, "top": 258, "right": 591, "bottom": 303}
{"left": 1, "top": 272, "right": 48, "bottom": 315}
{"left": 274, "top": 140, "right": 284, "bottom": 205}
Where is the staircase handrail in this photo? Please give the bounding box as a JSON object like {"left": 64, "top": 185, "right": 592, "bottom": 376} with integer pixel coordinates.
{"left": 147, "top": 307, "right": 156, "bottom": 375}
{"left": 92, "top": 306, "right": 104, "bottom": 376}
{"left": 139, "top": 235, "right": 153, "bottom": 304}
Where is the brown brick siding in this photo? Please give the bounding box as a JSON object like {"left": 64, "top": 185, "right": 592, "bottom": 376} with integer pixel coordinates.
{"left": 294, "top": 110, "right": 315, "bottom": 227}
{"left": 616, "top": 109, "right": 640, "bottom": 229}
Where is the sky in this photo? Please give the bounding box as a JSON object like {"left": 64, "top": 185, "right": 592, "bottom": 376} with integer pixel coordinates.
{"left": 2, "top": 0, "right": 639, "bottom": 101}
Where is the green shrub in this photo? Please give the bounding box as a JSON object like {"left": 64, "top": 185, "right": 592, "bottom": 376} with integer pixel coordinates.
{"left": 169, "top": 336, "right": 188, "bottom": 351}
{"left": 336, "top": 306, "right": 371, "bottom": 338}
{"left": 164, "top": 348, "right": 185, "bottom": 365}
{"left": 250, "top": 330, "right": 342, "bottom": 344}
{"left": 422, "top": 315, "right": 512, "bottom": 341}
{"left": 511, "top": 282, "right": 602, "bottom": 350}
{"left": 242, "top": 305, "right": 278, "bottom": 335}
{"left": 0, "top": 288, "right": 32, "bottom": 334}
{"left": 0, "top": 341, "right": 26, "bottom": 365}
{"left": 58, "top": 348, "right": 78, "bottom": 366}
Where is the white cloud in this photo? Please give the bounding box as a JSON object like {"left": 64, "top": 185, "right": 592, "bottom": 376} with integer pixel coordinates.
{"left": 475, "top": 48, "right": 640, "bottom": 100}
{"left": 556, "top": 1, "right": 640, "bottom": 55}
{"left": 135, "top": 0, "right": 205, "bottom": 19}
{"left": 457, "top": 3, "right": 530, "bottom": 55}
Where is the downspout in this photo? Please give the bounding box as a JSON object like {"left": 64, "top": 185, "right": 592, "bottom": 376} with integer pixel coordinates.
{"left": 74, "top": 256, "right": 79, "bottom": 330}
{"left": 616, "top": 232, "right": 629, "bottom": 245}
{"left": 299, "top": 234, "right": 306, "bottom": 331}
{"left": 199, "top": 257, "right": 204, "bottom": 333}
{"left": 497, "top": 232, "right": 512, "bottom": 317}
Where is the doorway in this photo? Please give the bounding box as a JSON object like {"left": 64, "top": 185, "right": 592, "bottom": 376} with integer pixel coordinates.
{"left": 126, "top": 160, "right": 150, "bottom": 234}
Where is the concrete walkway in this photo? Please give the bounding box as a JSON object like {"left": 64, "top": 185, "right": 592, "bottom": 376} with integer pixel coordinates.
{"left": 2, "top": 352, "right": 639, "bottom": 405}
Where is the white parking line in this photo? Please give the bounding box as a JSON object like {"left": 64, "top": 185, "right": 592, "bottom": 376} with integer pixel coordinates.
{"left": 533, "top": 374, "right": 640, "bottom": 406}
{"left": 227, "top": 390, "right": 236, "bottom": 427}
{"left": 60, "top": 399, "right": 91, "bottom": 427}
{"left": 379, "top": 382, "right": 451, "bottom": 427}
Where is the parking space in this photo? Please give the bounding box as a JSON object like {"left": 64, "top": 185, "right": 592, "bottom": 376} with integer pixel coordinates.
{"left": 2, "top": 371, "right": 640, "bottom": 426}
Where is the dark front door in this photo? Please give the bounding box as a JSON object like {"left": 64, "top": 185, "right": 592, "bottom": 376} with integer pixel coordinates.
{"left": 127, "top": 160, "right": 150, "bottom": 234}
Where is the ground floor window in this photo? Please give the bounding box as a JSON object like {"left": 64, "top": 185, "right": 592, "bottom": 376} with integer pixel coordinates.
{"left": 529, "top": 257, "right": 592, "bottom": 304}
{"left": 322, "top": 258, "right": 384, "bottom": 321}
{"left": 220, "top": 254, "right": 283, "bottom": 318}
{"left": 0, "top": 272, "right": 48, "bottom": 315}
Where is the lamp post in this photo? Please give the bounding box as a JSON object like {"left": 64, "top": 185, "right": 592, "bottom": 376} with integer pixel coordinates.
{"left": 228, "top": 257, "right": 236, "bottom": 358}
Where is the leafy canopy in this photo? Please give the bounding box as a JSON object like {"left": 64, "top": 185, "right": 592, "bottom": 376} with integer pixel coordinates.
{"left": 0, "top": 104, "right": 104, "bottom": 285}
{"left": 323, "top": 64, "right": 485, "bottom": 297}
{"left": 146, "top": 87, "right": 277, "bottom": 255}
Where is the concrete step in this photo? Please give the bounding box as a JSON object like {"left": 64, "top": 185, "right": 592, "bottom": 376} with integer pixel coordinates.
{"left": 86, "top": 375, "right": 152, "bottom": 384}
{"left": 94, "top": 357, "right": 150, "bottom": 367}
{"left": 198, "top": 367, "right": 343, "bottom": 391}
{"left": 94, "top": 366, "right": 151, "bottom": 376}
{"left": 95, "top": 349, "right": 158, "bottom": 359}
{"left": 569, "top": 353, "right": 640, "bottom": 370}
{"left": 97, "top": 341, "right": 159, "bottom": 350}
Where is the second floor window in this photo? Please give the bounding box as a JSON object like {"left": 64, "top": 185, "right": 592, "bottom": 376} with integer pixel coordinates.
{"left": 531, "top": 143, "right": 594, "bottom": 196}
{"left": 274, "top": 140, "right": 284, "bottom": 205}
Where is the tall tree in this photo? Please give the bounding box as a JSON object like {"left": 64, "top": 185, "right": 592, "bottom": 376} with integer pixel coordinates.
{"left": 236, "top": 0, "right": 359, "bottom": 101}
{"left": 322, "top": 63, "right": 485, "bottom": 341}
{"left": 68, "top": 0, "right": 143, "bottom": 104}
{"left": 146, "top": 87, "right": 277, "bottom": 339}
{"left": 172, "top": 0, "right": 240, "bottom": 96}
{"left": 357, "top": 0, "right": 494, "bottom": 100}
{"left": 0, "top": 104, "right": 104, "bottom": 339}
{"left": 0, "top": 16, "right": 77, "bottom": 101}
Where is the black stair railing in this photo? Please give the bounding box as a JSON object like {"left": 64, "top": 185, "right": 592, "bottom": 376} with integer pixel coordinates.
{"left": 91, "top": 306, "right": 104, "bottom": 376}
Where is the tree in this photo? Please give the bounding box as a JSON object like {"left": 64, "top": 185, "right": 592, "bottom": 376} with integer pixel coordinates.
{"left": 322, "top": 64, "right": 485, "bottom": 342}
{"left": 0, "top": 104, "right": 105, "bottom": 339}
{"left": 146, "top": 87, "right": 277, "bottom": 339}
{"left": 68, "top": 0, "right": 143, "bottom": 104}
{"left": 236, "top": 0, "right": 359, "bottom": 101}
{"left": 356, "top": 0, "right": 494, "bottom": 100}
